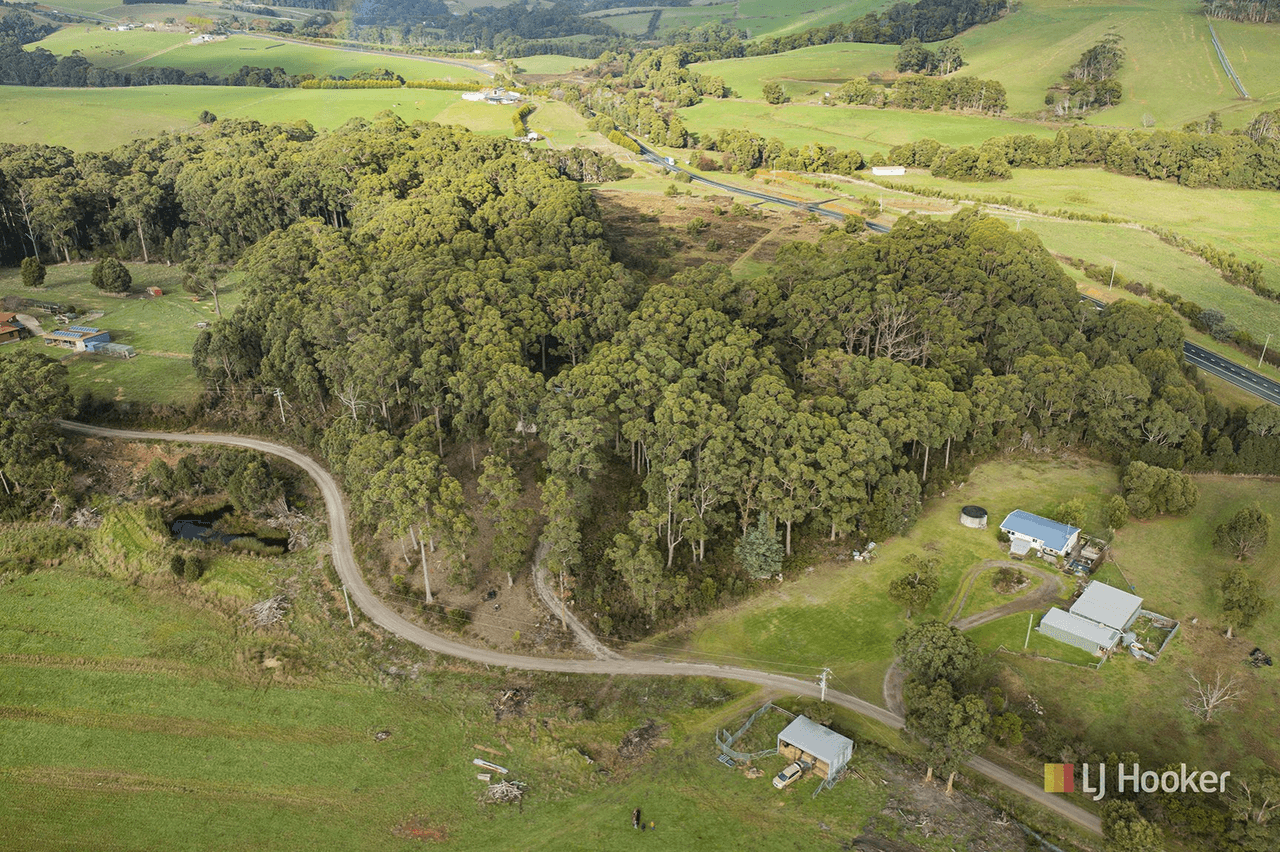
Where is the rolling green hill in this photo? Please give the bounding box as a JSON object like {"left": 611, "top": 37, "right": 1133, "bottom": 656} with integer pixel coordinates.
{"left": 28, "top": 30, "right": 491, "bottom": 82}
{"left": 688, "top": 0, "right": 1280, "bottom": 129}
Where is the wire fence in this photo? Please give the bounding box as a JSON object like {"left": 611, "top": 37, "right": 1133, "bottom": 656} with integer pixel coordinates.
{"left": 715, "top": 701, "right": 794, "bottom": 763}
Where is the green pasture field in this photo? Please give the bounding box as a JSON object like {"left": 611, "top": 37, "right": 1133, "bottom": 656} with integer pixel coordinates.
{"left": 874, "top": 168, "right": 1280, "bottom": 294}
{"left": 516, "top": 54, "right": 590, "bottom": 75}
{"left": 1017, "top": 218, "right": 1280, "bottom": 345}
{"left": 954, "top": 568, "right": 1048, "bottom": 623}
{"left": 951, "top": 0, "right": 1276, "bottom": 126}
{"left": 661, "top": 456, "right": 1120, "bottom": 701}
{"left": 679, "top": 98, "right": 1056, "bottom": 156}
{"left": 965, "top": 612, "right": 1101, "bottom": 668}
{"left": 0, "top": 508, "right": 905, "bottom": 852}
{"left": 668, "top": 0, "right": 887, "bottom": 40}
{"left": 999, "top": 474, "right": 1280, "bottom": 776}
{"left": 691, "top": 42, "right": 898, "bottom": 102}
{"left": 0, "top": 86, "right": 517, "bottom": 150}
{"left": 526, "top": 99, "right": 600, "bottom": 148}
{"left": 690, "top": 0, "right": 1280, "bottom": 129}
{"left": 590, "top": 10, "right": 654, "bottom": 35}
{"left": 30, "top": 29, "right": 191, "bottom": 68}
{"left": 29, "top": 30, "right": 490, "bottom": 81}
{"left": 39, "top": 0, "right": 127, "bottom": 14}
{"left": 0, "top": 262, "right": 232, "bottom": 405}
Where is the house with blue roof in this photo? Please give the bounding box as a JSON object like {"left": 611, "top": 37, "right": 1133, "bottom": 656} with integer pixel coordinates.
{"left": 999, "top": 509, "right": 1080, "bottom": 559}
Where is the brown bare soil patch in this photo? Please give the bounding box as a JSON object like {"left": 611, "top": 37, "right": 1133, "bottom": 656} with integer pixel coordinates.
{"left": 391, "top": 816, "right": 449, "bottom": 843}
{"left": 594, "top": 189, "right": 827, "bottom": 279}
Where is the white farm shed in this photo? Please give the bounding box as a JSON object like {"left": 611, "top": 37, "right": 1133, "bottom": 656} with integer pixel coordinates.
{"left": 1070, "top": 581, "right": 1143, "bottom": 632}
{"left": 871, "top": 165, "right": 905, "bottom": 176}
{"left": 1037, "top": 607, "right": 1120, "bottom": 654}
{"left": 776, "top": 716, "right": 853, "bottom": 780}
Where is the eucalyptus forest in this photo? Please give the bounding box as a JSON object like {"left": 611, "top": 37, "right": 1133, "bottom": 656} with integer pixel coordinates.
{"left": 4, "top": 116, "right": 1275, "bottom": 640}
{"left": 4, "top": 1, "right": 1280, "bottom": 850}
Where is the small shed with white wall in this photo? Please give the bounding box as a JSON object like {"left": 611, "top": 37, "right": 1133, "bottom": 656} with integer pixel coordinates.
{"left": 776, "top": 715, "right": 853, "bottom": 780}
{"left": 871, "top": 165, "right": 905, "bottom": 176}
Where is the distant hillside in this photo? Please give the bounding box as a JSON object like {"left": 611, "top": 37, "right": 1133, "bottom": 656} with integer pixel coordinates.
{"left": 690, "top": 0, "right": 1280, "bottom": 130}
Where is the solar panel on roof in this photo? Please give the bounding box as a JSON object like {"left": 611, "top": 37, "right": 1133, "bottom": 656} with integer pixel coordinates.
{"left": 69, "top": 326, "right": 99, "bottom": 333}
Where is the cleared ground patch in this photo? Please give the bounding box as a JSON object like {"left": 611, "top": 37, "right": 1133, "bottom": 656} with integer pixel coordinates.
{"left": 516, "top": 54, "right": 590, "bottom": 75}
{"left": 0, "top": 262, "right": 231, "bottom": 405}
{"left": 660, "top": 456, "right": 1120, "bottom": 701}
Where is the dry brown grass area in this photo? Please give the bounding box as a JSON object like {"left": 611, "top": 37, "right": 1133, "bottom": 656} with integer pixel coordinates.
{"left": 594, "top": 189, "right": 831, "bottom": 279}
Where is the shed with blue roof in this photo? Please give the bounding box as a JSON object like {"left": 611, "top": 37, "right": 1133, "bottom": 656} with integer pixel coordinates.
{"left": 41, "top": 326, "right": 110, "bottom": 352}
{"left": 999, "top": 510, "right": 1080, "bottom": 558}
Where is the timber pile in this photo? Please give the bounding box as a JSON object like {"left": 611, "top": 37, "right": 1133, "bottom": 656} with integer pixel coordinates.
{"left": 249, "top": 595, "right": 290, "bottom": 627}
{"left": 484, "top": 780, "right": 526, "bottom": 804}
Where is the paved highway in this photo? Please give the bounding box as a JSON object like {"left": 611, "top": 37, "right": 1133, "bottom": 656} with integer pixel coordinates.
{"left": 59, "top": 420, "right": 1102, "bottom": 838}
{"left": 631, "top": 138, "right": 892, "bottom": 233}
{"left": 1080, "top": 295, "right": 1280, "bottom": 406}
{"left": 1184, "top": 342, "right": 1280, "bottom": 406}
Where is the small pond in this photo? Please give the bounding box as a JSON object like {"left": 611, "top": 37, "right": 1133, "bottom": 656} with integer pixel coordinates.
{"left": 169, "top": 505, "right": 288, "bottom": 551}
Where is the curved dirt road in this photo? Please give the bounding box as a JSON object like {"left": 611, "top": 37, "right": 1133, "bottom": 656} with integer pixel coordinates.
{"left": 60, "top": 420, "right": 1101, "bottom": 837}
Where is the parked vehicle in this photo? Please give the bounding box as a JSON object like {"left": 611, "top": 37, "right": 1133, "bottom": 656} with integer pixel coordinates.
{"left": 772, "top": 761, "right": 803, "bottom": 789}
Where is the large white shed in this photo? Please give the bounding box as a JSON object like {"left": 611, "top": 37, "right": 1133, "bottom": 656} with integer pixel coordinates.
{"left": 776, "top": 715, "right": 853, "bottom": 780}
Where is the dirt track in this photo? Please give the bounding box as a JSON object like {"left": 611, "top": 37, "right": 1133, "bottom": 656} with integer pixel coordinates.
{"left": 60, "top": 421, "right": 1102, "bottom": 837}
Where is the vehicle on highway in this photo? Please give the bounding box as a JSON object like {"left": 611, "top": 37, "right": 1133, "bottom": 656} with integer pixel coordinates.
{"left": 773, "top": 761, "right": 805, "bottom": 789}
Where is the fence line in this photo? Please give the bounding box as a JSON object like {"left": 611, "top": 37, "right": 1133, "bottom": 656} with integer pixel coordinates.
{"left": 715, "top": 701, "right": 794, "bottom": 762}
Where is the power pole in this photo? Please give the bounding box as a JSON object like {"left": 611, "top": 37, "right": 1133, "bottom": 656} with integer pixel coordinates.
{"left": 1108, "top": 261, "right": 1116, "bottom": 290}
{"left": 420, "top": 537, "right": 433, "bottom": 604}
{"left": 559, "top": 569, "right": 568, "bottom": 632}
{"left": 819, "top": 667, "right": 831, "bottom": 702}
{"left": 274, "top": 387, "right": 286, "bottom": 424}
{"left": 342, "top": 584, "right": 355, "bottom": 628}
{"left": 1259, "top": 332, "right": 1272, "bottom": 369}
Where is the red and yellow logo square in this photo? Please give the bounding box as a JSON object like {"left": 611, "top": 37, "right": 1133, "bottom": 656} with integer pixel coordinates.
{"left": 1044, "top": 763, "right": 1075, "bottom": 793}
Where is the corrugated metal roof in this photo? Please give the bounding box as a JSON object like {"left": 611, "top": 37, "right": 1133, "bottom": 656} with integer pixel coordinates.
{"left": 1039, "top": 607, "right": 1119, "bottom": 649}
{"left": 1070, "top": 581, "right": 1143, "bottom": 631}
{"left": 777, "top": 715, "right": 853, "bottom": 763}
{"left": 999, "top": 510, "right": 1079, "bottom": 553}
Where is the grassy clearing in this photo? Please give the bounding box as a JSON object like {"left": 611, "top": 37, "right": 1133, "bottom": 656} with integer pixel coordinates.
{"left": 1016, "top": 217, "right": 1280, "bottom": 344}
{"left": 0, "top": 85, "right": 516, "bottom": 150}
{"left": 966, "top": 612, "right": 1101, "bottom": 667}
{"left": 516, "top": 54, "right": 590, "bottom": 75}
{"left": 954, "top": 567, "right": 1047, "bottom": 622}
{"left": 996, "top": 474, "right": 1280, "bottom": 778}
{"left": 118, "top": 34, "right": 489, "bottom": 81}
{"left": 692, "top": 42, "right": 898, "bottom": 102}
{"left": 30, "top": 29, "right": 192, "bottom": 68}
{"left": 0, "top": 262, "right": 227, "bottom": 405}
{"left": 661, "top": 456, "right": 1120, "bottom": 701}
{"left": 680, "top": 99, "right": 1055, "bottom": 156}
{"left": 0, "top": 518, "right": 915, "bottom": 852}
{"left": 877, "top": 167, "right": 1280, "bottom": 295}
